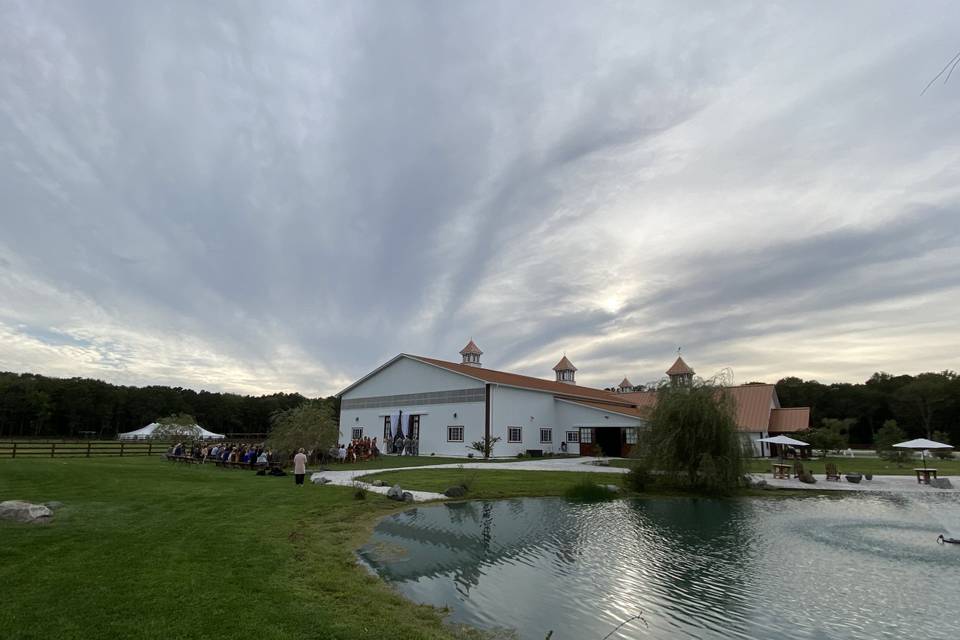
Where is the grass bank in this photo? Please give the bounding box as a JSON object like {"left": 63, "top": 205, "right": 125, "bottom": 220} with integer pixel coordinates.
{"left": 0, "top": 457, "right": 489, "bottom": 640}
{"left": 357, "top": 468, "right": 627, "bottom": 499}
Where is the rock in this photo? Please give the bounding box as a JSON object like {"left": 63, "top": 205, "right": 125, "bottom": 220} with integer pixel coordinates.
{"left": 371, "top": 480, "right": 387, "bottom": 487}
{"left": 0, "top": 500, "right": 53, "bottom": 523}
{"left": 402, "top": 492, "right": 414, "bottom": 502}
{"left": 930, "top": 478, "right": 953, "bottom": 489}
{"left": 386, "top": 484, "right": 404, "bottom": 500}
{"left": 799, "top": 471, "right": 817, "bottom": 484}
{"left": 311, "top": 476, "right": 330, "bottom": 485}
{"left": 444, "top": 486, "right": 466, "bottom": 498}
{"left": 603, "top": 484, "right": 621, "bottom": 493}
{"left": 43, "top": 501, "right": 65, "bottom": 510}
{"left": 592, "top": 460, "right": 610, "bottom": 467}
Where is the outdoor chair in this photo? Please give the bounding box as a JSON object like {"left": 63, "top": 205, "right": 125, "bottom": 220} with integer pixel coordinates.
{"left": 825, "top": 462, "right": 841, "bottom": 481}
{"left": 793, "top": 462, "right": 805, "bottom": 479}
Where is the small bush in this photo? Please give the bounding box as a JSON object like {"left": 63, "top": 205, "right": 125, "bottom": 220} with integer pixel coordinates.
{"left": 564, "top": 479, "right": 616, "bottom": 502}
{"left": 352, "top": 482, "right": 367, "bottom": 500}
{"left": 625, "top": 463, "right": 652, "bottom": 492}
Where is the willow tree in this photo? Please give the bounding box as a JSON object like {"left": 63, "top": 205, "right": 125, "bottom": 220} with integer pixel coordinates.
{"left": 636, "top": 380, "right": 745, "bottom": 495}
{"left": 266, "top": 400, "right": 340, "bottom": 463}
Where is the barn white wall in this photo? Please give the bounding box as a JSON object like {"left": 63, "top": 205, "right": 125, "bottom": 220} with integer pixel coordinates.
{"left": 340, "top": 401, "right": 486, "bottom": 457}
{"left": 341, "top": 356, "right": 483, "bottom": 400}
{"left": 489, "top": 386, "right": 558, "bottom": 456}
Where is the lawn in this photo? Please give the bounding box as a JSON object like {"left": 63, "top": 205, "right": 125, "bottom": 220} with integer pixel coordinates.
{"left": 321, "top": 455, "right": 512, "bottom": 471}
{"left": 606, "top": 456, "right": 960, "bottom": 476}
{"left": 356, "top": 468, "right": 627, "bottom": 499}
{"left": 0, "top": 457, "right": 491, "bottom": 640}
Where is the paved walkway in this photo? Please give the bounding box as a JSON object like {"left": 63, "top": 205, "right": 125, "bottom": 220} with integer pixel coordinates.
{"left": 309, "top": 456, "right": 625, "bottom": 502}
{"left": 756, "top": 473, "right": 958, "bottom": 494}
{"left": 309, "top": 456, "right": 959, "bottom": 501}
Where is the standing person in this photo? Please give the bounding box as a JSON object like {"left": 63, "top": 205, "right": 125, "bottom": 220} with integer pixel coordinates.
{"left": 293, "top": 448, "right": 307, "bottom": 487}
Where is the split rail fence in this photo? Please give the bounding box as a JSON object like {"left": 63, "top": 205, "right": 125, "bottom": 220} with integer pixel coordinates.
{"left": 0, "top": 441, "right": 172, "bottom": 459}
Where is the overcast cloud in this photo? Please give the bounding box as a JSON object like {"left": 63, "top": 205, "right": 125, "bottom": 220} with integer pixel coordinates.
{"left": 2, "top": 0, "right": 959, "bottom": 396}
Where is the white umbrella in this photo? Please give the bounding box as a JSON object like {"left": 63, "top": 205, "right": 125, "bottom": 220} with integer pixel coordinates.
{"left": 759, "top": 435, "right": 810, "bottom": 463}
{"left": 893, "top": 438, "right": 953, "bottom": 469}
{"left": 759, "top": 435, "right": 810, "bottom": 447}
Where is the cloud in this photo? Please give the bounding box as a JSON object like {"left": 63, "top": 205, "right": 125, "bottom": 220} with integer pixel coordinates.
{"left": 1, "top": 0, "right": 959, "bottom": 395}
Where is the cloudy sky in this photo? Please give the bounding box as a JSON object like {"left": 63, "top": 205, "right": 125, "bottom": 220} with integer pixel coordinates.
{"left": 2, "top": 1, "right": 959, "bottom": 397}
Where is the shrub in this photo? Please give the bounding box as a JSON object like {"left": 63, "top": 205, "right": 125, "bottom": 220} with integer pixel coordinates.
{"left": 467, "top": 435, "right": 501, "bottom": 459}
{"left": 932, "top": 431, "right": 953, "bottom": 460}
{"left": 625, "top": 463, "right": 652, "bottom": 492}
{"left": 564, "top": 479, "right": 616, "bottom": 502}
{"left": 352, "top": 482, "right": 367, "bottom": 500}
{"left": 876, "top": 420, "right": 911, "bottom": 465}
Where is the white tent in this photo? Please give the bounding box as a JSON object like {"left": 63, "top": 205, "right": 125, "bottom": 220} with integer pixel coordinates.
{"left": 118, "top": 422, "right": 225, "bottom": 440}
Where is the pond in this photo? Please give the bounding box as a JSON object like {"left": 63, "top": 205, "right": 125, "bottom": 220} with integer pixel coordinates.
{"left": 358, "top": 494, "right": 960, "bottom": 640}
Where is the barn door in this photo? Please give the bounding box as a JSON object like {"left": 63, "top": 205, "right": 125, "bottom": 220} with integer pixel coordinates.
{"left": 579, "top": 428, "right": 594, "bottom": 456}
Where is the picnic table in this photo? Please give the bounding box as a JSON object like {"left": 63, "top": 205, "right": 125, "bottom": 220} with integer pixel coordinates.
{"left": 772, "top": 463, "right": 792, "bottom": 479}
{"left": 914, "top": 468, "right": 938, "bottom": 484}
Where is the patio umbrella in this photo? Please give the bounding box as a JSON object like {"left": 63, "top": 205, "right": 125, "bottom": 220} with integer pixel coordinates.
{"left": 759, "top": 435, "right": 810, "bottom": 447}
{"left": 759, "top": 435, "right": 810, "bottom": 461}
{"left": 893, "top": 438, "right": 953, "bottom": 469}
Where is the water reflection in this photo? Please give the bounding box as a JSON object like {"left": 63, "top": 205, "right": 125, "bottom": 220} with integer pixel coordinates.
{"left": 358, "top": 495, "right": 960, "bottom": 640}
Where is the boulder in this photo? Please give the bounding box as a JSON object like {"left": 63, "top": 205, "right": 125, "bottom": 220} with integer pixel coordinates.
{"left": 799, "top": 471, "right": 817, "bottom": 484}
{"left": 0, "top": 500, "right": 53, "bottom": 523}
{"left": 386, "top": 484, "right": 404, "bottom": 500}
{"left": 371, "top": 480, "right": 387, "bottom": 487}
{"left": 603, "top": 484, "right": 621, "bottom": 493}
{"left": 43, "top": 501, "right": 65, "bottom": 510}
{"left": 311, "top": 476, "right": 331, "bottom": 485}
{"left": 402, "top": 492, "right": 414, "bottom": 503}
{"left": 930, "top": 478, "right": 954, "bottom": 490}
{"left": 444, "top": 486, "right": 466, "bottom": 498}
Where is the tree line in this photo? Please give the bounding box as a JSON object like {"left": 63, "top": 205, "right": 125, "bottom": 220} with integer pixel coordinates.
{"left": 0, "top": 371, "right": 338, "bottom": 439}
{"left": 775, "top": 370, "right": 959, "bottom": 446}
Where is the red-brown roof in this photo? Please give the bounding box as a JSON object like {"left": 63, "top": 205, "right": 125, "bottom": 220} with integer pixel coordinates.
{"left": 459, "top": 340, "right": 483, "bottom": 355}
{"left": 553, "top": 355, "right": 577, "bottom": 372}
{"left": 618, "top": 384, "right": 809, "bottom": 433}
{"left": 557, "top": 398, "right": 651, "bottom": 419}
{"left": 769, "top": 407, "right": 811, "bottom": 433}
{"left": 411, "top": 355, "right": 634, "bottom": 406}
{"left": 619, "top": 377, "right": 633, "bottom": 389}
{"left": 666, "top": 356, "right": 694, "bottom": 376}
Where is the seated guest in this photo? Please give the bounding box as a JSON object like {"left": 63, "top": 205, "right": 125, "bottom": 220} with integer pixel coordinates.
{"left": 256, "top": 450, "right": 269, "bottom": 465}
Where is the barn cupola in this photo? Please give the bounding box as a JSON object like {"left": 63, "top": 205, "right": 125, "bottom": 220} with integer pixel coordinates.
{"left": 618, "top": 377, "right": 634, "bottom": 393}
{"left": 666, "top": 355, "right": 694, "bottom": 387}
{"left": 459, "top": 339, "right": 483, "bottom": 367}
{"left": 553, "top": 355, "right": 577, "bottom": 384}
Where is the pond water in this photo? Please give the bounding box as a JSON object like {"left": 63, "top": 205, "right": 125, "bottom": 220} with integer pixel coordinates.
{"left": 358, "top": 494, "right": 960, "bottom": 640}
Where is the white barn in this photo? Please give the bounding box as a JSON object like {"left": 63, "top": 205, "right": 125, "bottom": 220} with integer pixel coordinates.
{"left": 338, "top": 341, "right": 647, "bottom": 458}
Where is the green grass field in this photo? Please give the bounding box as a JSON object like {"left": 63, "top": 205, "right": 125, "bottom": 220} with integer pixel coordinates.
{"left": 0, "top": 457, "right": 493, "bottom": 640}
{"left": 356, "top": 468, "right": 626, "bottom": 499}
{"left": 606, "top": 455, "right": 960, "bottom": 476}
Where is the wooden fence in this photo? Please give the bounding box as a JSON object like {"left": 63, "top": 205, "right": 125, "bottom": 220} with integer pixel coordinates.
{"left": 0, "top": 441, "right": 172, "bottom": 459}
